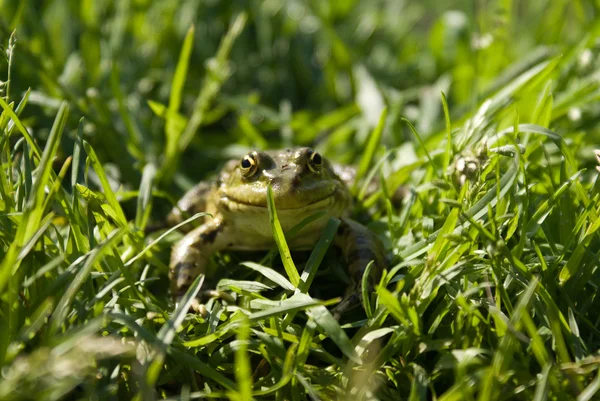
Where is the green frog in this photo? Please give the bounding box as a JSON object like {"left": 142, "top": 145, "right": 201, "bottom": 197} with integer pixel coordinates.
{"left": 168, "top": 147, "right": 386, "bottom": 317}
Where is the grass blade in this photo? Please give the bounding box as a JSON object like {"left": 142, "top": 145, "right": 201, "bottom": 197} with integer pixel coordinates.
{"left": 166, "top": 25, "right": 195, "bottom": 160}
{"left": 266, "top": 185, "right": 300, "bottom": 287}
{"left": 0, "top": 102, "right": 69, "bottom": 295}
{"left": 135, "top": 163, "right": 156, "bottom": 229}
{"left": 82, "top": 140, "right": 128, "bottom": 227}
{"left": 240, "top": 262, "right": 295, "bottom": 291}
{"left": 48, "top": 227, "right": 128, "bottom": 335}
{"left": 306, "top": 304, "right": 362, "bottom": 364}
{"left": 297, "top": 217, "right": 340, "bottom": 293}
{"left": 354, "top": 107, "right": 387, "bottom": 190}
{"left": 230, "top": 317, "right": 252, "bottom": 400}
{"left": 144, "top": 274, "right": 205, "bottom": 390}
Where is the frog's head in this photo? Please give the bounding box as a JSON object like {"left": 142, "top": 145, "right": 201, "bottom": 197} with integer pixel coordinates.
{"left": 217, "top": 148, "right": 350, "bottom": 218}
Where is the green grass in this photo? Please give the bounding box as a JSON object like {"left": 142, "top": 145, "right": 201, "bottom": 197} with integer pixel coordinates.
{"left": 2, "top": 1, "right": 600, "bottom": 400}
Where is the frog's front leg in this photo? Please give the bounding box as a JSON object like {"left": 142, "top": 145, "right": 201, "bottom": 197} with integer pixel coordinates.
{"left": 166, "top": 181, "right": 215, "bottom": 232}
{"left": 333, "top": 218, "right": 386, "bottom": 318}
{"left": 169, "top": 218, "right": 230, "bottom": 311}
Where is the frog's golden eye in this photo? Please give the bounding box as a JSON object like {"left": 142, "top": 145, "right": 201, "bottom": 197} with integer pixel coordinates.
{"left": 240, "top": 154, "right": 258, "bottom": 177}
{"left": 307, "top": 149, "right": 322, "bottom": 173}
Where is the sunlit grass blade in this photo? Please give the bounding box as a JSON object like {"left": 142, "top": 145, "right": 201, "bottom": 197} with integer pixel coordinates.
{"left": 577, "top": 370, "right": 600, "bottom": 401}
{"left": 441, "top": 91, "right": 452, "bottom": 170}
{"left": 240, "top": 262, "right": 295, "bottom": 291}
{"left": 487, "top": 58, "right": 560, "bottom": 111}
{"left": 531, "top": 80, "right": 554, "bottom": 129}
{"left": 135, "top": 163, "right": 156, "bottom": 229}
{"left": 48, "top": 226, "right": 128, "bottom": 335}
{"left": 0, "top": 101, "right": 69, "bottom": 295}
{"left": 306, "top": 304, "right": 361, "bottom": 364}
{"left": 478, "top": 278, "right": 539, "bottom": 400}
{"left": 266, "top": 185, "right": 300, "bottom": 287}
{"left": 161, "top": 13, "right": 247, "bottom": 182}
{"left": 25, "top": 101, "right": 69, "bottom": 230}
{"left": 229, "top": 316, "right": 252, "bottom": 401}
{"left": 248, "top": 294, "right": 326, "bottom": 322}
{"left": 147, "top": 100, "right": 188, "bottom": 131}
{"left": 21, "top": 139, "right": 32, "bottom": 208}
{"left": 361, "top": 260, "right": 375, "bottom": 319}
{"left": 0, "top": 95, "right": 42, "bottom": 158}
{"left": 110, "top": 311, "right": 237, "bottom": 391}
{"left": 354, "top": 107, "right": 387, "bottom": 192}
{"left": 377, "top": 287, "right": 420, "bottom": 335}
{"left": 280, "top": 217, "right": 339, "bottom": 328}
{"left": 525, "top": 170, "right": 582, "bottom": 237}
{"left": 82, "top": 140, "right": 128, "bottom": 228}
{"left": 494, "top": 123, "right": 577, "bottom": 175}
{"left": 402, "top": 118, "right": 437, "bottom": 177}
{"left": 144, "top": 273, "right": 205, "bottom": 392}
{"left": 41, "top": 156, "right": 72, "bottom": 214}
{"left": 166, "top": 25, "right": 195, "bottom": 160}
{"left": 297, "top": 217, "right": 339, "bottom": 293}
{"left": 17, "top": 212, "right": 54, "bottom": 259}
{"left": 253, "top": 343, "right": 297, "bottom": 396}
{"left": 358, "top": 148, "right": 395, "bottom": 201}
{"left": 400, "top": 159, "right": 518, "bottom": 260}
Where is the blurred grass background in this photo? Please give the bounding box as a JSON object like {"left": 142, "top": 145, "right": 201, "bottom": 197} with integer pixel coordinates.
{"left": 2, "top": 0, "right": 599, "bottom": 193}
{"left": 2, "top": 0, "right": 600, "bottom": 400}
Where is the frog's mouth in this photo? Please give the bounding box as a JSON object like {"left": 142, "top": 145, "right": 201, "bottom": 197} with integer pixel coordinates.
{"left": 221, "top": 190, "right": 339, "bottom": 211}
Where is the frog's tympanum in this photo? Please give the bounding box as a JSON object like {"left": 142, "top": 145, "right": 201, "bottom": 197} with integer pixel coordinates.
{"left": 168, "top": 147, "right": 386, "bottom": 317}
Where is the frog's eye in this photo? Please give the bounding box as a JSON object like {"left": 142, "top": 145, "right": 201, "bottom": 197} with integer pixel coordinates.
{"left": 240, "top": 154, "right": 258, "bottom": 177}
{"left": 307, "top": 149, "right": 322, "bottom": 173}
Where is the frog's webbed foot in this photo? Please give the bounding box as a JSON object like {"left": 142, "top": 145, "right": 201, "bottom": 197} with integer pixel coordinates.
{"left": 169, "top": 219, "right": 230, "bottom": 314}
{"left": 173, "top": 291, "right": 234, "bottom": 317}
{"left": 333, "top": 218, "right": 386, "bottom": 319}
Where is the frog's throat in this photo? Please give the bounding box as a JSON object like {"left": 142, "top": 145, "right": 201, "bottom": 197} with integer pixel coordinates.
{"left": 220, "top": 190, "right": 340, "bottom": 211}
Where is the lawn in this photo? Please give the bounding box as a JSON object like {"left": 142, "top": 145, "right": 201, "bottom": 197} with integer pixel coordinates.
{"left": 1, "top": 0, "right": 600, "bottom": 400}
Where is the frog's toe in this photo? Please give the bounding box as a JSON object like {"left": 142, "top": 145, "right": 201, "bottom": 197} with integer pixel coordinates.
{"left": 173, "top": 296, "right": 208, "bottom": 317}
{"left": 171, "top": 261, "right": 198, "bottom": 293}
{"left": 202, "top": 289, "right": 236, "bottom": 303}
{"left": 177, "top": 290, "right": 235, "bottom": 317}
{"left": 190, "top": 298, "right": 208, "bottom": 317}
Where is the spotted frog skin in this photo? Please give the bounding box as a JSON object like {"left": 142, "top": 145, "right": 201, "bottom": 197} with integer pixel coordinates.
{"left": 168, "top": 147, "right": 386, "bottom": 316}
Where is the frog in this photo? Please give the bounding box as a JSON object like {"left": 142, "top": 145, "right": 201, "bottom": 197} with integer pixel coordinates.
{"left": 167, "top": 147, "right": 386, "bottom": 317}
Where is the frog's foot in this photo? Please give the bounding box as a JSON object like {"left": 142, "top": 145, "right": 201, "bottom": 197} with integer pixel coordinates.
{"left": 189, "top": 297, "right": 207, "bottom": 316}
{"left": 169, "top": 219, "right": 231, "bottom": 314}
{"left": 170, "top": 259, "right": 207, "bottom": 316}
{"left": 171, "top": 260, "right": 202, "bottom": 291}
{"left": 192, "top": 290, "right": 235, "bottom": 316}
{"left": 176, "top": 290, "right": 236, "bottom": 317}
